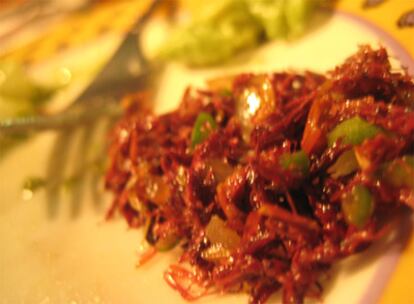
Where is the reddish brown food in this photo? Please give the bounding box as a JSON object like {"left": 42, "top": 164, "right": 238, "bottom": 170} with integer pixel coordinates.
{"left": 105, "top": 46, "right": 414, "bottom": 304}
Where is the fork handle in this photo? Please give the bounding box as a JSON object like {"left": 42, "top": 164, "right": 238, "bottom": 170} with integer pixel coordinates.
{"left": 73, "top": 0, "right": 162, "bottom": 103}
{"left": 130, "top": 0, "right": 163, "bottom": 35}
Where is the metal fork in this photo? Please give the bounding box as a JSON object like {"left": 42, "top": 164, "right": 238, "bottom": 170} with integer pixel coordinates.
{"left": 0, "top": 0, "right": 162, "bottom": 133}
{"left": 2, "top": 0, "right": 163, "bottom": 217}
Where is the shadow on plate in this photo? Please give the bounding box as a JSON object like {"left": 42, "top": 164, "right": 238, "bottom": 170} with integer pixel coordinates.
{"left": 41, "top": 117, "right": 115, "bottom": 219}
{"left": 321, "top": 210, "right": 413, "bottom": 301}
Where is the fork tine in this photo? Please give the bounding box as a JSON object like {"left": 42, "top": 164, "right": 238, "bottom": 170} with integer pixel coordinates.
{"left": 41, "top": 0, "right": 164, "bottom": 217}
{"left": 68, "top": 122, "right": 96, "bottom": 218}
{"left": 89, "top": 118, "right": 114, "bottom": 212}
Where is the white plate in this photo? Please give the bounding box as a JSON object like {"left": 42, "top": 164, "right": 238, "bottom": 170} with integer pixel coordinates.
{"left": 0, "top": 10, "right": 412, "bottom": 304}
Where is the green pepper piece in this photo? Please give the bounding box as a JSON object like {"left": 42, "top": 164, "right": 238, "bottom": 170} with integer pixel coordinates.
{"left": 154, "top": 234, "right": 180, "bottom": 252}
{"left": 382, "top": 155, "right": 414, "bottom": 189}
{"left": 144, "top": 217, "right": 179, "bottom": 252}
{"left": 341, "top": 184, "right": 374, "bottom": 228}
{"left": 191, "top": 112, "right": 218, "bottom": 147}
{"left": 328, "top": 150, "right": 359, "bottom": 179}
{"left": 280, "top": 150, "right": 310, "bottom": 176}
{"left": 327, "top": 116, "right": 381, "bottom": 147}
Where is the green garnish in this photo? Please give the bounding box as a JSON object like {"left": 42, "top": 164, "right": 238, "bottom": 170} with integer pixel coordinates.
{"left": 159, "top": 0, "right": 320, "bottom": 66}
{"left": 154, "top": 234, "right": 180, "bottom": 252}
{"left": 341, "top": 184, "right": 374, "bottom": 228}
{"left": 246, "top": 0, "right": 287, "bottom": 39}
{"left": 144, "top": 217, "right": 180, "bottom": 252}
{"left": 381, "top": 155, "right": 414, "bottom": 189}
{"left": 280, "top": 150, "right": 310, "bottom": 176}
{"left": 328, "top": 150, "right": 359, "bottom": 179}
{"left": 327, "top": 116, "right": 381, "bottom": 147}
{"left": 285, "top": 0, "right": 318, "bottom": 37}
{"left": 191, "top": 112, "right": 218, "bottom": 147}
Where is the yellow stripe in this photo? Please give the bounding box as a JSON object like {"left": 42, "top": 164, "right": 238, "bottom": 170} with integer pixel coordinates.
{"left": 380, "top": 233, "right": 414, "bottom": 304}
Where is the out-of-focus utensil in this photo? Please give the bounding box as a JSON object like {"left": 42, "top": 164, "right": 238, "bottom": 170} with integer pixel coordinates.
{"left": 1, "top": 0, "right": 163, "bottom": 218}
{"left": 0, "top": 0, "right": 162, "bottom": 134}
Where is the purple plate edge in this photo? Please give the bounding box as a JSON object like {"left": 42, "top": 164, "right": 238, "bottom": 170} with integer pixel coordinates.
{"left": 336, "top": 9, "right": 414, "bottom": 76}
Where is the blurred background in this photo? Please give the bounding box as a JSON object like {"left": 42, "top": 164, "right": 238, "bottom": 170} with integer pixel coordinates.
{"left": 0, "top": 1, "right": 413, "bottom": 303}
